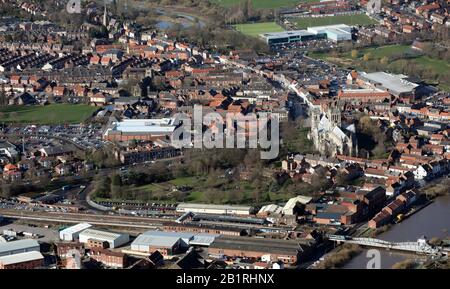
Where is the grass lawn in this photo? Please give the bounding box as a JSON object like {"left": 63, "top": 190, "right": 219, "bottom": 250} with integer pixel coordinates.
{"left": 413, "top": 56, "right": 450, "bottom": 91}
{"left": 310, "top": 44, "right": 412, "bottom": 62}
{"left": 234, "top": 22, "right": 285, "bottom": 37}
{"left": 130, "top": 183, "right": 165, "bottom": 192}
{"left": 185, "top": 191, "right": 204, "bottom": 202}
{"left": 0, "top": 104, "right": 98, "bottom": 125}
{"left": 345, "top": 44, "right": 411, "bottom": 59}
{"left": 211, "top": 0, "right": 302, "bottom": 9}
{"left": 128, "top": 176, "right": 206, "bottom": 201}
{"left": 295, "top": 14, "right": 377, "bottom": 29}
{"left": 413, "top": 55, "right": 450, "bottom": 75}
{"left": 167, "top": 176, "right": 202, "bottom": 187}
{"left": 283, "top": 126, "right": 315, "bottom": 154}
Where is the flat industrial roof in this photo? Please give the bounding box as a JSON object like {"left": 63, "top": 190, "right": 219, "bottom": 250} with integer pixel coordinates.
{"left": 327, "top": 27, "right": 352, "bottom": 36}
{"left": 132, "top": 231, "right": 218, "bottom": 248}
{"left": 177, "top": 203, "right": 252, "bottom": 211}
{"left": 360, "top": 72, "right": 419, "bottom": 94}
{"left": 209, "top": 236, "right": 305, "bottom": 255}
{"left": 79, "top": 229, "right": 127, "bottom": 241}
{"left": 132, "top": 232, "right": 184, "bottom": 248}
{"left": 59, "top": 223, "right": 92, "bottom": 235}
{"left": 189, "top": 234, "right": 219, "bottom": 246}
{"left": 0, "top": 239, "right": 40, "bottom": 256}
{"left": 260, "top": 30, "right": 316, "bottom": 39}
{"left": 0, "top": 251, "right": 44, "bottom": 265}
{"left": 307, "top": 24, "right": 351, "bottom": 33}
{"left": 112, "top": 118, "right": 177, "bottom": 134}
{"left": 192, "top": 214, "right": 265, "bottom": 225}
{"left": 143, "top": 230, "right": 195, "bottom": 239}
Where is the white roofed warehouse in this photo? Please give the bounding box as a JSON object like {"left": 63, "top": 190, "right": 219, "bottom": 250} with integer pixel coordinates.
{"left": 260, "top": 30, "right": 326, "bottom": 46}
{"left": 59, "top": 223, "right": 92, "bottom": 242}
{"left": 0, "top": 251, "right": 44, "bottom": 269}
{"left": 282, "top": 196, "right": 313, "bottom": 216}
{"left": 358, "top": 72, "right": 420, "bottom": 97}
{"left": 0, "top": 239, "right": 40, "bottom": 257}
{"left": 130, "top": 231, "right": 219, "bottom": 257}
{"left": 307, "top": 24, "right": 352, "bottom": 42}
{"left": 103, "top": 118, "right": 178, "bottom": 142}
{"left": 176, "top": 203, "right": 254, "bottom": 215}
{"left": 78, "top": 229, "right": 129, "bottom": 249}
{"left": 131, "top": 231, "right": 185, "bottom": 257}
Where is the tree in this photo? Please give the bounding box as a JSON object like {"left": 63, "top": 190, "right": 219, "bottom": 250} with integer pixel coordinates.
{"left": 128, "top": 139, "right": 138, "bottom": 149}
{"left": 94, "top": 176, "right": 111, "bottom": 198}
{"left": 0, "top": 183, "right": 12, "bottom": 198}
{"left": 363, "top": 52, "right": 372, "bottom": 62}
{"left": 0, "top": 88, "right": 7, "bottom": 107}
{"left": 111, "top": 174, "right": 122, "bottom": 187}
{"left": 89, "top": 26, "right": 108, "bottom": 39}
{"left": 110, "top": 174, "right": 123, "bottom": 199}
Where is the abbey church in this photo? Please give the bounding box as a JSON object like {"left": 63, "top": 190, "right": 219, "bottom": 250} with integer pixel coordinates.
{"left": 309, "top": 102, "right": 358, "bottom": 157}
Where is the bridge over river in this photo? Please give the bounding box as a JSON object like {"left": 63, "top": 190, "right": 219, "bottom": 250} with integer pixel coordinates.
{"left": 328, "top": 235, "right": 449, "bottom": 256}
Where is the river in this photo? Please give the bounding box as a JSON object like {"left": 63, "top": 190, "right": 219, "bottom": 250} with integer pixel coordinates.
{"left": 343, "top": 195, "right": 450, "bottom": 269}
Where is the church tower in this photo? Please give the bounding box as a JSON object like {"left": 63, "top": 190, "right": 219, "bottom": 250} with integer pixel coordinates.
{"left": 103, "top": 3, "right": 108, "bottom": 27}
{"left": 309, "top": 106, "right": 321, "bottom": 148}
{"left": 326, "top": 102, "right": 341, "bottom": 127}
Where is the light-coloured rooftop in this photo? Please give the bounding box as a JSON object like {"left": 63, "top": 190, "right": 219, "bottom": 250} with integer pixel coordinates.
{"left": 59, "top": 223, "right": 92, "bottom": 235}
{"left": 360, "top": 72, "right": 419, "bottom": 94}
{"left": 113, "top": 118, "right": 177, "bottom": 133}
{"left": 190, "top": 234, "right": 219, "bottom": 246}
{"left": 0, "top": 239, "right": 40, "bottom": 256}
{"left": 258, "top": 204, "right": 283, "bottom": 214}
{"left": 132, "top": 231, "right": 218, "bottom": 248}
{"left": 79, "top": 229, "right": 126, "bottom": 242}
{"left": 0, "top": 251, "right": 44, "bottom": 266}
{"left": 260, "top": 30, "right": 316, "bottom": 39}
{"left": 132, "top": 233, "right": 183, "bottom": 248}
{"left": 177, "top": 203, "right": 252, "bottom": 211}
{"left": 307, "top": 24, "right": 352, "bottom": 33}
{"left": 282, "top": 195, "right": 313, "bottom": 214}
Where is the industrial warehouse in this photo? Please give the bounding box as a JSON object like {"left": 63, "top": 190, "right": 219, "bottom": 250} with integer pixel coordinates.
{"left": 260, "top": 24, "right": 352, "bottom": 45}
{"left": 59, "top": 223, "right": 93, "bottom": 242}
{"left": 130, "top": 230, "right": 218, "bottom": 257}
{"left": 103, "top": 118, "right": 179, "bottom": 142}
{"left": 0, "top": 251, "right": 44, "bottom": 269}
{"left": 357, "top": 71, "right": 420, "bottom": 97}
{"left": 78, "top": 229, "right": 129, "bottom": 249}
{"left": 306, "top": 24, "right": 352, "bottom": 42}
{"left": 260, "top": 30, "right": 325, "bottom": 46}
{"left": 208, "top": 236, "right": 314, "bottom": 265}
{"left": 176, "top": 203, "right": 255, "bottom": 215}
{"left": 0, "top": 239, "right": 41, "bottom": 257}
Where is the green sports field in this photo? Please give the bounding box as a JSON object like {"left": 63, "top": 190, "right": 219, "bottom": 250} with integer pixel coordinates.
{"left": 295, "top": 14, "right": 377, "bottom": 29}
{"left": 211, "top": 0, "right": 301, "bottom": 9}
{"left": 0, "top": 104, "right": 98, "bottom": 125}
{"left": 234, "top": 22, "right": 285, "bottom": 37}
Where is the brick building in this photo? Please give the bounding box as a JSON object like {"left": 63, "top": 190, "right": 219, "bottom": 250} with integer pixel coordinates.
{"left": 89, "top": 248, "right": 127, "bottom": 268}
{"left": 0, "top": 251, "right": 44, "bottom": 269}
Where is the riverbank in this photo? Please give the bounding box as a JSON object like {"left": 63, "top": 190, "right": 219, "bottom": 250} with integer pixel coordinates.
{"left": 399, "top": 198, "right": 433, "bottom": 223}
{"left": 343, "top": 195, "right": 450, "bottom": 269}
{"left": 315, "top": 244, "right": 362, "bottom": 269}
